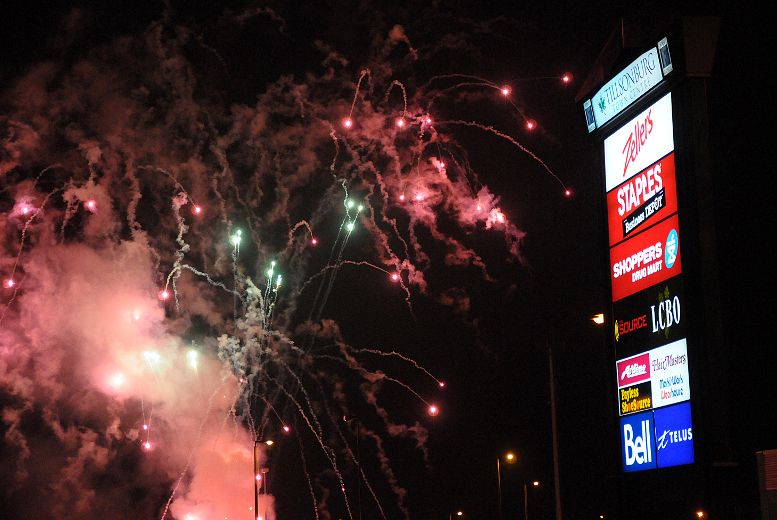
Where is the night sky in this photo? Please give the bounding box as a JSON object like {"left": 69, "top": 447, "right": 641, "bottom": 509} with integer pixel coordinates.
{"left": 1, "top": 2, "right": 773, "bottom": 520}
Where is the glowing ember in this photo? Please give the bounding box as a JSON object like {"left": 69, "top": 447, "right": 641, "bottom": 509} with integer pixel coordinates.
{"left": 391, "top": 273, "right": 400, "bottom": 282}
{"left": 500, "top": 85, "right": 511, "bottom": 96}
{"left": 310, "top": 237, "right": 318, "bottom": 245}
{"left": 561, "top": 73, "right": 573, "bottom": 83}
{"left": 3, "top": 278, "right": 14, "bottom": 289}
{"left": 427, "top": 404, "right": 439, "bottom": 416}
{"left": 343, "top": 117, "right": 353, "bottom": 128}
{"left": 282, "top": 425, "right": 291, "bottom": 434}
{"left": 564, "top": 189, "right": 572, "bottom": 197}
{"left": 395, "top": 118, "right": 405, "bottom": 128}
{"left": 439, "top": 381, "right": 446, "bottom": 388}
{"left": 526, "top": 119, "right": 536, "bottom": 130}
{"left": 158, "top": 289, "right": 170, "bottom": 301}
{"left": 192, "top": 204, "right": 203, "bottom": 215}
{"left": 85, "top": 199, "right": 97, "bottom": 212}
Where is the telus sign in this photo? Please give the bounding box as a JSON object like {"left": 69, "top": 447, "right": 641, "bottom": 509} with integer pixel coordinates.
{"left": 621, "top": 411, "right": 657, "bottom": 471}
{"left": 654, "top": 402, "right": 694, "bottom": 468}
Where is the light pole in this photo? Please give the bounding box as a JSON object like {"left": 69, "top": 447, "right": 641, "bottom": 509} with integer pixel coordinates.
{"left": 523, "top": 480, "right": 539, "bottom": 520}
{"left": 497, "top": 452, "right": 516, "bottom": 520}
{"left": 253, "top": 438, "right": 273, "bottom": 520}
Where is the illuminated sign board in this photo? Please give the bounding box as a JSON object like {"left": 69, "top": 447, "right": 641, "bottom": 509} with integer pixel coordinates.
{"left": 620, "top": 381, "right": 653, "bottom": 415}
{"left": 649, "top": 339, "right": 690, "bottom": 409}
{"left": 591, "top": 47, "right": 665, "bottom": 129}
{"left": 613, "top": 275, "right": 687, "bottom": 356}
{"left": 621, "top": 410, "right": 657, "bottom": 472}
{"left": 609, "top": 213, "right": 682, "bottom": 302}
{"left": 607, "top": 152, "right": 678, "bottom": 246}
{"left": 617, "top": 338, "right": 690, "bottom": 411}
{"left": 604, "top": 93, "right": 674, "bottom": 192}
{"left": 654, "top": 402, "right": 694, "bottom": 468}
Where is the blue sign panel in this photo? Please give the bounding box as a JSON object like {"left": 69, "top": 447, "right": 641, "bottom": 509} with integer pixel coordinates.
{"left": 620, "top": 410, "right": 657, "bottom": 472}
{"left": 654, "top": 401, "right": 694, "bottom": 468}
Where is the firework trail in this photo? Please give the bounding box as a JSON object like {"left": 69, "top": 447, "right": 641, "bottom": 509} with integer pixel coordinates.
{"left": 0, "top": 3, "right": 572, "bottom": 519}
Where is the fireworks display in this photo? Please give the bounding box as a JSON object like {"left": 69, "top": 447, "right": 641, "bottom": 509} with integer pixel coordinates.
{"left": 1, "top": 3, "right": 577, "bottom": 519}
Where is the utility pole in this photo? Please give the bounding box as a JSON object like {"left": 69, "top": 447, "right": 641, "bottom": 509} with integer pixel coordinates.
{"left": 549, "top": 343, "right": 562, "bottom": 520}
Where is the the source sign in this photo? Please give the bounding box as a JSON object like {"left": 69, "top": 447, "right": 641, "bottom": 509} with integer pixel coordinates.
{"left": 613, "top": 275, "right": 687, "bottom": 356}
{"left": 609, "top": 213, "right": 682, "bottom": 302}
{"left": 604, "top": 93, "right": 674, "bottom": 192}
{"left": 592, "top": 47, "right": 665, "bottom": 129}
{"left": 607, "top": 152, "right": 678, "bottom": 246}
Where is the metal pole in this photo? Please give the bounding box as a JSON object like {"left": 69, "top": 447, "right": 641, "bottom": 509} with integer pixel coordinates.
{"left": 523, "top": 482, "right": 528, "bottom": 520}
{"left": 253, "top": 441, "right": 259, "bottom": 520}
{"left": 549, "top": 344, "right": 562, "bottom": 520}
{"left": 497, "top": 457, "right": 503, "bottom": 520}
{"left": 356, "top": 421, "right": 362, "bottom": 520}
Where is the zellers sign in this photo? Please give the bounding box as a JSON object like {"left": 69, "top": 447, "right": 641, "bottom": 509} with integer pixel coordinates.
{"left": 604, "top": 93, "right": 675, "bottom": 192}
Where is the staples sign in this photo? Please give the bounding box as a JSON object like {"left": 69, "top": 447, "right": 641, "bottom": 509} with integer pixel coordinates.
{"left": 606, "top": 152, "right": 678, "bottom": 246}
{"left": 604, "top": 93, "right": 674, "bottom": 192}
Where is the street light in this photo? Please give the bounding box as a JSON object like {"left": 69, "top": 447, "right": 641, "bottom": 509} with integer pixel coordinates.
{"left": 253, "top": 439, "right": 273, "bottom": 520}
{"left": 497, "top": 452, "right": 516, "bottom": 520}
{"left": 449, "top": 510, "right": 464, "bottom": 519}
{"left": 523, "top": 480, "right": 540, "bottom": 520}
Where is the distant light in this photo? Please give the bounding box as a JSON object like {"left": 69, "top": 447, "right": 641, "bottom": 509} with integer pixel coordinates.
{"left": 311, "top": 237, "right": 318, "bottom": 246}
{"left": 110, "top": 373, "right": 125, "bottom": 388}
{"left": 526, "top": 119, "right": 536, "bottom": 131}
{"left": 187, "top": 350, "right": 198, "bottom": 370}
{"left": 501, "top": 85, "right": 511, "bottom": 96}
{"left": 457, "top": 512, "right": 463, "bottom": 517}
{"left": 3, "top": 278, "right": 15, "bottom": 289}
{"left": 476, "top": 205, "right": 482, "bottom": 212}
{"left": 561, "top": 73, "right": 573, "bottom": 84}
{"left": 425, "top": 116, "right": 432, "bottom": 124}
{"left": 158, "top": 289, "right": 170, "bottom": 301}
{"left": 282, "top": 425, "right": 291, "bottom": 434}
{"left": 415, "top": 193, "right": 424, "bottom": 201}
{"left": 696, "top": 512, "right": 705, "bottom": 519}
{"left": 143, "top": 351, "right": 162, "bottom": 366}
{"left": 505, "top": 452, "right": 516, "bottom": 462}
{"left": 143, "top": 424, "right": 149, "bottom": 430}
{"left": 532, "top": 480, "right": 539, "bottom": 486}
{"left": 85, "top": 199, "right": 97, "bottom": 212}
{"left": 399, "top": 194, "right": 405, "bottom": 201}
{"left": 564, "top": 188, "right": 572, "bottom": 197}
{"left": 192, "top": 205, "right": 203, "bottom": 216}
{"left": 439, "top": 381, "right": 446, "bottom": 389}
{"left": 230, "top": 230, "right": 242, "bottom": 246}
{"left": 256, "top": 474, "right": 262, "bottom": 481}
{"left": 395, "top": 118, "right": 405, "bottom": 128}
{"left": 346, "top": 222, "right": 355, "bottom": 232}
{"left": 343, "top": 118, "right": 353, "bottom": 129}
{"left": 20, "top": 205, "right": 32, "bottom": 215}
{"left": 427, "top": 404, "right": 439, "bottom": 417}
{"left": 143, "top": 441, "right": 152, "bottom": 450}
{"left": 391, "top": 273, "right": 400, "bottom": 282}
{"left": 592, "top": 313, "right": 605, "bottom": 325}
{"left": 265, "top": 440, "right": 274, "bottom": 446}
{"left": 346, "top": 199, "right": 355, "bottom": 209}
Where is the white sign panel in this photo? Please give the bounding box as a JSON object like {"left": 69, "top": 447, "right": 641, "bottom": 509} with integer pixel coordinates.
{"left": 604, "top": 93, "right": 675, "bottom": 192}
{"left": 592, "top": 47, "right": 664, "bottom": 128}
{"left": 649, "top": 339, "right": 690, "bottom": 409}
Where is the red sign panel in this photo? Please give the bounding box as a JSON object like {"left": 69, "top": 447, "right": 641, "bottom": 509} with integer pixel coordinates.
{"left": 607, "top": 153, "right": 678, "bottom": 246}
{"left": 609, "top": 214, "right": 682, "bottom": 302}
{"left": 617, "top": 352, "right": 651, "bottom": 388}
